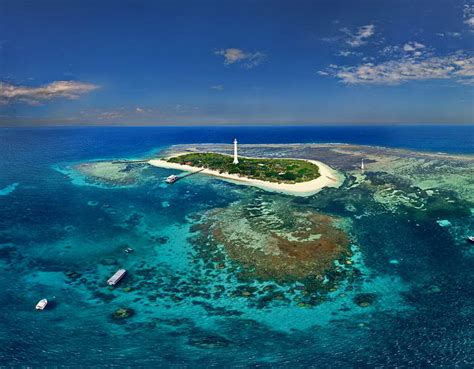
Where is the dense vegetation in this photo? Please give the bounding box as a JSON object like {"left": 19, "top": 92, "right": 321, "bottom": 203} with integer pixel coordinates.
{"left": 167, "top": 153, "right": 320, "bottom": 183}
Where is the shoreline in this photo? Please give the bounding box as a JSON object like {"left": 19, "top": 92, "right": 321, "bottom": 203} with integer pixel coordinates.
{"left": 148, "top": 155, "right": 343, "bottom": 197}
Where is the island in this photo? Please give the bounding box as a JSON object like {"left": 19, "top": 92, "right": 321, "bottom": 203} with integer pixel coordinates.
{"left": 168, "top": 152, "right": 321, "bottom": 182}
{"left": 148, "top": 151, "right": 342, "bottom": 196}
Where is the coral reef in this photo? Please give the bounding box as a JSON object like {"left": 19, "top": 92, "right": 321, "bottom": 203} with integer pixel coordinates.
{"left": 74, "top": 161, "right": 148, "bottom": 186}
{"left": 195, "top": 195, "right": 352, "bottom": 283}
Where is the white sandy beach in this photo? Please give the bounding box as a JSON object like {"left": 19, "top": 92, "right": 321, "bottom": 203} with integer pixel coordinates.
{"left": 148, "top": 156, "right": 343, "bottom": 197}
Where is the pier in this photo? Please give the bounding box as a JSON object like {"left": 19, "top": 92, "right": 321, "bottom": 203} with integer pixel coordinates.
{"left": 176, "top": 168, "right": 205, "bottom": 181}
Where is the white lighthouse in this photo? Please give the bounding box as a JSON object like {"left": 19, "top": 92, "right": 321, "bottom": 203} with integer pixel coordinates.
{"left": 233, "top": 138, "right": 239, "bottom": 164}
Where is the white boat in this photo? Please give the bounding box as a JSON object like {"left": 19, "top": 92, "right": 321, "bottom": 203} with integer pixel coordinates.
{"left": 165, "top": 175, "right": 178, "bottom": 184}
{"left": 107, "top": 269, "right": 126, "bottom": 286}
{"left": 35, "top": 298, "right": 48, "bottom": 310}
{"left": 361, "top": 159, "right": 365, "bottom": 171}
{"left": 468, "top": 236, "right": 474, "bottom": 243}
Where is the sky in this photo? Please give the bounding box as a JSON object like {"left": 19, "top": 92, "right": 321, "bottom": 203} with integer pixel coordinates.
{"left": 0, "top": 0, "right": 473, "bottom": 126}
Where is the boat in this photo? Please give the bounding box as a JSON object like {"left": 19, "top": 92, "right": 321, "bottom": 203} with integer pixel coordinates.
{"left": 107, "top": 269, "right": 127, "bottom": 286}
{"left": 165, "top": 175, "right": 178, "bottom": 184}
{"left": 35, "top": 298, "right": 48, "bottom": 310}
{"left": 123, "top": 247, "right": 134, "bottom": 254}
{"left": 468, "top": 236, "right": 474, "bottom": 243}
{"left": 361, "top": 158, "right": 365, "bottom": 171}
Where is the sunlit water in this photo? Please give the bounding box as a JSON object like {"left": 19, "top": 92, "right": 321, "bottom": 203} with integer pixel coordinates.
{"left": 0, "top": 126, "right": 473, "bottom": 367}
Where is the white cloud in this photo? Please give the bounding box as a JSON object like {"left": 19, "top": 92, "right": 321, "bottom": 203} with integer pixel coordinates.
{"left": 0, "top": 80, "right": 99, "bottom": 105}
{"left": 134, "top": 107, "right": 152, "bottom": 114}
{"left": 341, "top": 24, "right": 375, "bottom": 47}
{"left": 463, "top": 3, "right": 474, "bottom": 28}
{"left": 337, "top": 50, "right": 363, "bottom": 57}
{"left": 210, "top": 84, "right": 224, "bottom": 90}
{"left": 320, "top": 17, "right": 473, "bottom": 87}
{"left": 98, "top": 111, "right": 124, "bottom": 120}
{"left": 453, "top": 57, "right": 474, "bottom": 77}
{"left": 358, "top": 24, "right": 375, "bottom": 38}
{"left": 437, "top": 32, "right": 462, "bottom": 38}
{"left": 321, "top": 53, "right": 474, "bottom": 85}
{"left": 381, "top": 42, "right": 429, "bottom": 59}
{"left": 380, "top": 45, "right": 400, "bottom": 56}
{"left": 464, "top": 3, "right": 474, "bottom": 27}
{"left": 338, "top": 51, "right": 352, "bottom": 57}
{"left": 403, "top": 42, "right": 425, "bottom": 52}
{"left": 320, "top": 36, "right": 340, "bottom": 43}
{"left": 82, "top": 106, "right": 155, "bottom": 121}
{"left": 214, "top": 48, "right": 266, "bottom": 68}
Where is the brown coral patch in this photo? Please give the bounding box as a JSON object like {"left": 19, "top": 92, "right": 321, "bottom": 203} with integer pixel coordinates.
{"left": 199, "top": 200, "right": 351, "bottom": 282}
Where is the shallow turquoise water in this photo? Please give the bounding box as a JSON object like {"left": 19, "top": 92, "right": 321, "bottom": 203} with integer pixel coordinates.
{"left": 0, "top": 127, "right": 473, "bottom": 367}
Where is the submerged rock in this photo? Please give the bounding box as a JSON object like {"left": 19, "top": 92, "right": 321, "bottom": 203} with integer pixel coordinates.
{"left": 94, "top": 291, "right": 116, "bottom": 303}
{"left": 111, "top": 307, "right": 135, "bottom": 320}
{"left": 0, "top": 246, "right": 17, "bottom": 260}
{"left": 436, "top": 219, "right": 452, "bottom": 227}
{"left": 151, "top": 236, "right": 169, "bottom": 245}
{"left": 100, "top": 258, "right": 118, "bottom": 266}
{"left": 353, "top": 293, "right": 377, "bottom": 307}
{"left": 65, "top": 271, "right": 82, "bottom": 279}
{"left": 187, "top": 334, "right": 232, "bottom": 349}
{"left": 428, "top": 285, "right": 441, "bottom": 293}
{"left": 64, "top": 225, "right": 76, "bottom": 232}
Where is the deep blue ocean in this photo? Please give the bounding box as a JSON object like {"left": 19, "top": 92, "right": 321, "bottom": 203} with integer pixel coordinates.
{"left": 0, "top": 125, "right": 473, "bottom": 367}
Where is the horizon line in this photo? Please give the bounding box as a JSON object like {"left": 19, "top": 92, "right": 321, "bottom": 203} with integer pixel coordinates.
{"left": 1, "top": 122, "right": 474, "bottom": 128}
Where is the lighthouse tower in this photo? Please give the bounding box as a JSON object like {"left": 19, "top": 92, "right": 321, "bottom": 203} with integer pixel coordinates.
{"left": 233, "top": 138, "right": 239, "bottom": 164}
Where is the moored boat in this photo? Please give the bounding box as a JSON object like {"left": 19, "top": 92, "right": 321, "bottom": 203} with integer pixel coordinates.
{"left": 107, "top": 269, "right": 127, "bottom": 286}
{"left": 165, "top": 175, "right": 178, "bottom": 184}
{"left": 35, "top": 298, "right": 48, "bottom": 310}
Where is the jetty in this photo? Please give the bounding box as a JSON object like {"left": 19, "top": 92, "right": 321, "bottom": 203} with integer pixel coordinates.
{"left": 107, "top": 269, "right": 127, "bottom": 286}
{"left": 165, "top": 168, "right": 205, "bottom": 184}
